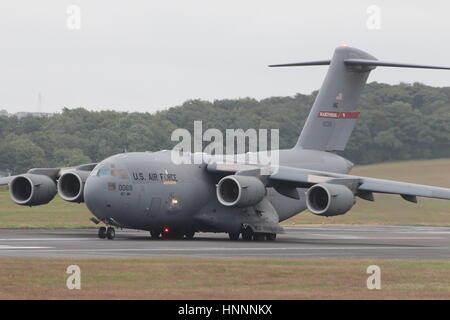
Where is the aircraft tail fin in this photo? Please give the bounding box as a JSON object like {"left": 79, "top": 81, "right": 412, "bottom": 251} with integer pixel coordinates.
{"left": 270, "top": 46, "right": 450, "bottom": 151}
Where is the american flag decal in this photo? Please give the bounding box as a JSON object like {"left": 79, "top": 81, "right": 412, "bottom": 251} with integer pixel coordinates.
{"left": 318, "top": 111, "right": 360, "bottom": 119}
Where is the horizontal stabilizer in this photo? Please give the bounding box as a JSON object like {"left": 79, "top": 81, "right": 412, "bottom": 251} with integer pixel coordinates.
{"left": 269, "top": 60, "right": 330, "bottom": 67}
{"left": 344, "top": 59, "right": 450, "bottom": 70}
{"left": 270, "top": 46, "right": 450, "bottom": 152}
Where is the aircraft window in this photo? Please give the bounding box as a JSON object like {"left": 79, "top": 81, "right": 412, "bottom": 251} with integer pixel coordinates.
{"left": 111, "top": 169, "right": 129, "bottom": 179}
{"left": 97, "top": 169, "right": 110, "bottom": 177}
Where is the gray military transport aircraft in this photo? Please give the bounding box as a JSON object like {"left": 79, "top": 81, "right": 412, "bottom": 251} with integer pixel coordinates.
{"left": 2, "top": 46, "right": 450, "bottom": 241}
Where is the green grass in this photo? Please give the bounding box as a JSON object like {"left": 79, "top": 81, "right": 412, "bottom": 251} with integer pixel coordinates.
{"left": 1, "top": 257, "right": 450, "bottom": 299}
{"left": 0, "top": 187, "right": 93, "bottom": 228}
{"left": 1, "top": 158, "right": 450, "bottom": 228}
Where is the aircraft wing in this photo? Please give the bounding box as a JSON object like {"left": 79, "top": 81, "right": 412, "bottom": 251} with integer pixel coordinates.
{"left": 0, "top": 176, "right": 13, "bottom": 186}
{"left": 207, "top": 163, "right": 450, "bottom": 202}
{"left": 0, "top": 163, "right": 98, "bottom": 185}
{"left": 269, "top": 166, "right": 450, "bottom": 201}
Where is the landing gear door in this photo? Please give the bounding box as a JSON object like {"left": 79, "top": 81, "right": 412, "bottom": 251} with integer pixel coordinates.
{"left": 147, "top": 197, "right": 161, "bottom": 219}
{"left": 242, "top": 197, "right": 284, "bottom": 234}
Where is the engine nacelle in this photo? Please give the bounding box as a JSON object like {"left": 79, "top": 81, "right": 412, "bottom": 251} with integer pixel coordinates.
{"left": 57, "top": 170, "right": 90, "bottom": 203}
{"left": 216, "top": 175, "right": 266, "bottom": 207}
{"left": 9, "top": 174, "right": 57, "bottom": 206}
{"left": 306, "top": 183, "right": 355, "bottom": 217}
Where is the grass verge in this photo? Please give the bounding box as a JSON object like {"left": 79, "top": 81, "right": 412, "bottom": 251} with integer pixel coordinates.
{"left": 0, "top": 257, "right": 449, "bottom": 299}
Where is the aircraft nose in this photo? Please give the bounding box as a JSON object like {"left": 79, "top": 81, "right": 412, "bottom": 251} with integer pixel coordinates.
{"left": 84, "top": 175, "right": 105, "bottom": 220}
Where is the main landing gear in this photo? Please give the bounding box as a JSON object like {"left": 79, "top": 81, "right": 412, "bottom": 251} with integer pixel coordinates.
{"left": 98, "top": 226, "right": 275, "bottom": 241}
{"left": 149, "top": 228, "right": 196, "bottom": 240}
{"left": 228, "top": 232, "right": 240, "bottom": 241}
{"left": 98, "top": 226, "right": 115, "bottom": 240}
{"left": 231, "top": 227, "right": 277, "bottom": 241}
{"left": 150, "top": 230, "right": 161, "bottom": 239}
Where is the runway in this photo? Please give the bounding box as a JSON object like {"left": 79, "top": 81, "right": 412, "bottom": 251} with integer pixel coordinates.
{"left": 0, "top": 225, "right": 450, "bottom": 259}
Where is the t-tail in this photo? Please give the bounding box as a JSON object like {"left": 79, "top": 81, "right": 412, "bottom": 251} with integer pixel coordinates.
{"left": 270, "top": 45, "right": 450, "bottom": 151}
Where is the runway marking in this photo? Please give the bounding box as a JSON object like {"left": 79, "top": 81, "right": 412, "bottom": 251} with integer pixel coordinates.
{"left": 307, "top": 234, "right": 444, "bottom": 240}
{"left": 286, "top": 227, "right": 450, "bottom": 233}
{"left": 0, "top": 238, "right": 93, "bottom": 241}
{"left": 0, "top": 245, "right": 54, "bottom": 249}
{"left": 308, "top": 234, "right": 362, "bottom": 239}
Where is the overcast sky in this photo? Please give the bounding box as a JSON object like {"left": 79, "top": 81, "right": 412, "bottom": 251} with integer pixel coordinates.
{"left": 0, "top": 0, "right": 449, "bottom": 113}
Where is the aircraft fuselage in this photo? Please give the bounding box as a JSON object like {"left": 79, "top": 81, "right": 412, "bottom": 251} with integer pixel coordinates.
{"left": 84, "top": 149, "right": 352, "bottom": 234}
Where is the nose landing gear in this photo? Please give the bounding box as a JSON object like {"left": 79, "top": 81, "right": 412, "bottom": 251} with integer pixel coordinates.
{"left": 98, "top": 226, "right": 115, "bottom": 240}
{"left": 106, "top": 227, "right": 115, "bottom": 240}
{"left": 98, "top": 226, "right": 106, "bottom": 239}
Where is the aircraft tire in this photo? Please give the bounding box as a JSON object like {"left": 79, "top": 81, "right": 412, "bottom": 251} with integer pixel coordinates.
{"left": 228, "top": 232, "right": 240, "bottom": 241}
{"left": 173, "top": 232, "right": 184, "bottom": 240}
{"left": 242, "top": 227, "right": 253, "bottom": 241}
{"left": 253, "top": 233, "right": 265, "bottom": 241}
{"left": 266, "top": 233, "right": 277, "bottom": 241}
{"left": 98, "top": 227, "right": 107, "bottom": 239}
{"left": 164, "top": 231, "right": 183, "bottom": 240}
{"left": 184, "top": 231, "right": 195, "bottom": 240}
{"left": 150, "top": 230, "right": 161, "bottom": 239}
{"left": 106, "top": 227, "right": 115, "bottom": 240}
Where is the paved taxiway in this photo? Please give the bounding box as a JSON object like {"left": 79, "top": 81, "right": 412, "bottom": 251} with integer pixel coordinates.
{"left": 0, "top": 226, "right": 449, "bottom": 259}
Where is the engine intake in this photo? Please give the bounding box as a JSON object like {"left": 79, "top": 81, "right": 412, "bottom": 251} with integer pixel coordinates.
{"left": 306, "top": 183, "right": 354, "bottom": 216}
{"left": 216, "top": 175, "right": 266, "bottom": 207}
{"left": 10, "top": 174, "right": 57, "bottom": 206}
{"left": 57, "top": 170, "right": 90, "bottom": 203}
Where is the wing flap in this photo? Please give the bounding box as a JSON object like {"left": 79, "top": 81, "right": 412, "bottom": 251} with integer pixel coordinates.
{"left": 206, "top": 162, "right": 260, "bottom": 174}
{"left": 358, "top": 178, "right": 450, "bottom": 200}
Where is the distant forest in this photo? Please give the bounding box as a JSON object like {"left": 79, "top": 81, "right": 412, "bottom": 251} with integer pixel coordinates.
{"left": 1, "top": 82, "right": 450, "bottom": 174}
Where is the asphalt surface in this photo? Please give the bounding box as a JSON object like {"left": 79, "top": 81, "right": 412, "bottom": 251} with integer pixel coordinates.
{"left": 0, "top": 225, "right": 450, "bottom": 259}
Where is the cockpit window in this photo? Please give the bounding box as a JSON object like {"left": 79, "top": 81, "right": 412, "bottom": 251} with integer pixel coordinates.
{"left": 111, "top": 169, "right": 129, "bottom": 179}
{"left": 98, "top": 169, "right": 110, "bottom": 177}
{"left": 92, "top": 165, "right": 129, "bottom": 179}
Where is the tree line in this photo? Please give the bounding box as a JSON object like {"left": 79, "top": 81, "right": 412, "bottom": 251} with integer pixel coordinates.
{"left": 1, "top": 82, "right": 450, "bottom": 174}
